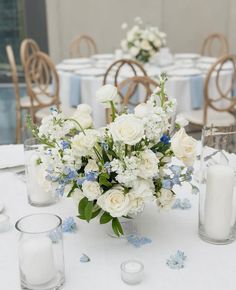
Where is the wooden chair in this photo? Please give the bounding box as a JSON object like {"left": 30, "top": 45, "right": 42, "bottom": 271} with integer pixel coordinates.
{"left": 201, "top": 33, "right": 229, "bottom": 58}
{"left": 20, "top": 38, "right": 40, "bottom": 71}
{"left": 182, "top": 55, "right": 236, "bottom": 128}
{"left": 6, "top": 45, "right": 34, "bottom": 143}
{"left": 69, "top": 34, "right": 97, "bottom": 58}
{"left": 103, "top": 59, "right": 147, "bottom": 87}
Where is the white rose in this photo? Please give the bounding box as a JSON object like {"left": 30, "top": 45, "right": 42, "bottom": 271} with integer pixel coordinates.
{"left": 171, "top": 128, "right": 197, "bottom": 166}
{"left": 97, "top": 186, "right": 130, "bottom": 217}
{"left": 84, "top": 159, "right": 99, "bottom": 173}
{"left": 137, "top": 149, "right": 159, "bottom": 179}
{"left": 72, "top": 188, "right": 84, "bottom": 204}
{"left": 76, "top": 104, "right": 92, "bottom": 115}
{"left": 72, "top": 112, "right": 93, "bottom": 129}
{"left": 154, "top": 38, "right": 161, "bottom": 48}
{"left": 140, "top": 40, "right": 152, "bottom": 51}
{"left": 82, "top": 181, "right": 102, "bottom": 201}
{"left": 71, "top": 129, "right": 99, "bottom": 157}
{"left": 175, "top": 114, "right": 189, "bottom": 127}
{"left": 130, "top": 46, "right": 140, "bottom": 57}
{"left": 96, "top": 84, "right": 120, "bottom": 108}
{"left": 134, "top": 103, "right": 152, "bottom": 118}
{"left": 157, "top": 188, "right": 175, "bottom": 209}
{"left": 109, "top": 114, "right": 144, "bottom": 145}
{"left": 128, "top": 179, "right": 154, "bottom": 214}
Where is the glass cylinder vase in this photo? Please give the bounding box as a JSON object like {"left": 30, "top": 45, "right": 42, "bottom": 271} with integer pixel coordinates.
{"left": 15, "top": 213, "right": 65, "bottom": 290}
{"left": 24, "top": 138, "right": 59, "bottom": 206}
{"left": 199, "top": 126, "right": 236, "bottom": 244}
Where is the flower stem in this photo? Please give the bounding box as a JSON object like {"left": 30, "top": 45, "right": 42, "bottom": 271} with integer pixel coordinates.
{"left": 110, "top": 101, "right": 116, "bottom": 122}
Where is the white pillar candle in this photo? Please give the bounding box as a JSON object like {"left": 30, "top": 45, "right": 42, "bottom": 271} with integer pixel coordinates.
{"left": 121, "top": 260, "right": 144, "bottom": 285}
{"left": 204, "top": 165, "right": 234, "bottom": 240}
{"left": 20, "top": 236, "right": 56, "bottom": 285}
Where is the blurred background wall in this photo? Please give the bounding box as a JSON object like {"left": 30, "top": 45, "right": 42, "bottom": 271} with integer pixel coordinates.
{"left": 46, "top": 0, "right": 236, "bottom": 63}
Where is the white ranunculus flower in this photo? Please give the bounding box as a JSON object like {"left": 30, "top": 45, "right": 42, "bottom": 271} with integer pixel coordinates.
{"left": 82, "top": 181, "right": 102, "bottom": 201}
{"left": 71, "top": 129, "right": 99, "bottom": 157}
{"left": 134, "top": 103, "right": 152, "bottom": 118}
{"left": 97, "top": 186, "right": 130, "bottom": 217}
{"left": 84, "top": 159, "right": 99, "bottom": 173}
{"left": 157, "top": 188, "right": 175, "bottom": 209}
{"left": 141, "top": 40, "right": 152, "bottom": 51}
{"left": 128, "top": 179, "right": 154, "bottom": 214}
{"left": 110, "top": 114, "right": 144, "bottom": 145}
{"left": 175, "top": 114, "right": 189, "bottom": 127}
{"left": 171, "top": 128, "right": 197, "bottom": 166}
{"left": 130, "top": 46, "right": 140, "bottom": 57}
{"left": 76, "top": 104, "right": 92, "bottom": 115}
{"left": 71, "top": 112, "right": 93, "bottom": 130}
{"left": 96, "top": 84, "right": 120, "bottom": 108}
{"left": 137, "top": 149, "right": 159, "bottom": 179}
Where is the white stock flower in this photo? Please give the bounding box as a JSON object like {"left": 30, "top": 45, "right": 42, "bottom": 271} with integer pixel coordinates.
{"left": 128, "top": 179, "right": 154, "bottom": 214}
{"left": 171, "top": 128, "right": 197, "bottom": 166}
{"left": 84, "top": 159, "right": 99, "bottom": 173}
{"left": 134, "top": 103, "right": 152, "bottom": 118}
{"left": 137, "top": 149, "right": 159, "bottom": 179}
{"left": 110, "top": 114, "right": 144, "bottom": 145}
{"left": 157, "top": 188, "right": 175, "bottom": 209}
{"left": 71, "top": 129, "right": 99, "bottom": 157}
{"left": 82, "top": 181, "right": 102, "bottom": 201}
{"left": 96, "top": 84, "right": 120, "bottom": 108}
{"left": 130, "top": 46, "right": 140, "bottom": 57}
{"left": 121, "top": 22, "right": 128, "bottom": 30}
{"left": 175, "top": 114, "right": 189, "bottom": 127}
{"left": 76, "top": 104, "right": 92, "bottom": 115}
{"left": 140, "top": 40, "right": 152, "bottom": 51}
{"left": 97, "top": 186, "right": 130, "bottom": 217}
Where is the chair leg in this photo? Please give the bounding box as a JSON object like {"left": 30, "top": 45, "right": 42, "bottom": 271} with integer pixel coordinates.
{"left": 16, "top": 109, "right": 22, "bottom": 144}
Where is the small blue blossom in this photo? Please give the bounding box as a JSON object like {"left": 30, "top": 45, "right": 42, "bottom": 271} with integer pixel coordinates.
{"left": 127, "top": 234, "right": 152, "bottom": 248}
{"left": 160, "top": 134, "right": 170, "bottom": 145}
{"left": 61, "top": 140, "right": 70, "bottom": 150}
{"left": 186, "top": 166, "right": 194, "bottom": 175}
{"left": 45, "top": 174, "right": 52, "bottom": 181}
{"left": 192, "top": 185, "right": 199, "bottom": 195}
{"left": 46, "top": 165, "right": 53, "bottom": 173}
{"left": 80, "top": 253, "right": 90, "bottom": 263}
{"left": 85, "top": 171, "right": 99, "bottom": 182}
{"left": 62, "top": 217, "right": 77, "bottom": 233}
{"left": 169, "top": 165, "right": 182, "bottom": 176}
{"left": 48, "top": 229, "right": 62, "bottom": 243}
{"left": 50, "top": 107, "right": 58, "bottom": 113}
{"left": 172, "top": 198, "right": 191, "bottom": 210}
{"left": 172, "top": 176, "right": 181, "bottom": 185}
{"left": 104, "top": 162, "right": 111, "bottom": 174}
{"left": 166, "top": 250, "right": 187, "bottom": 270}
{"left": 63, "top": 167, "right": 77, "bottom": 180}
{"left": 101, "top": 142, "right": 109, "bottom": 151}
{"left": 77, "top": 177, "right": 86, "bottom": 186}
{"left": 56, "top": 185, "right": 65, "bottom": 196}
{"left": 185, "top": 174, "right": 192, "bottom": 182}
{"left": 162, "top": 179, "right": 172, "bottom": 189}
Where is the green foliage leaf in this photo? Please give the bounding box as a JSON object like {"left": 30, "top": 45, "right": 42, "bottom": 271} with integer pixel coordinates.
{"left": 99, "top": 173, "right": 112, "bottom": 187}
{"left": 78, "top": 197, "right": 88, "bottom": 217}
{"left": 112, "top": 218, "right": 124, "bottom": 237}
{"left": 84, "top": 201, "right": 94, "bottom": 222}
{"left": 100, "top": 212, "right": 113, "bottom": 224}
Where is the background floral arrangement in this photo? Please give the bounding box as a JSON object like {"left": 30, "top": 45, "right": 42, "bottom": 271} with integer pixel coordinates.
{"left": 121, "top": 17, "right": 167, "bottom": 63}
{"left": 29, "top": 73, "right": 197, "bottom": 236}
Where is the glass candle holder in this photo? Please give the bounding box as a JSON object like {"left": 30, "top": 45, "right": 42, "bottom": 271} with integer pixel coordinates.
{"left": 24, "top": 138, "right": 59, "bottom": 207}
{"left": 15, "top": 213, "right": 65, "bottom": 290}
{"left": 121, "top": 260, "right": 144, "bottom": 285}
{"left": 199, "top": 126, "right": 236, "bottom": 244}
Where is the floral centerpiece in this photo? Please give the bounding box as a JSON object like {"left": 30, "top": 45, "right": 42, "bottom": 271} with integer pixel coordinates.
{"left": 29, "top": 74, "right": 197, "bottom": 236}
{"left": 121, "top": 17, "right": 167, "bottom": 63}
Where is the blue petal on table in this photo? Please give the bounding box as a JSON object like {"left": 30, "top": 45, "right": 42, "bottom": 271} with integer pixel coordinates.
{"left": 166, "top": 250, "right": 187, "bottom": 270}
{"left": 80, "top": 253, "right": 91, "bottom": 263}
{"left": 172, "top": 198, "right": 191, "bottom": 210}
{"left": 127, "top": 234, "right": 152, "bottom": 248}
{"left": 62, "top": 217, "right": 77, "bottom": 233}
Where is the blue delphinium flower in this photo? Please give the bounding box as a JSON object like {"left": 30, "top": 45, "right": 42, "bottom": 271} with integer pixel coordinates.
{"left": 166, "top": 250, "right": 187, "bottom": 269}
{"left": 169, "top": 165, "right": 182, "bottom": 176}
{"left": 172, "top": 175, "right": 181, "bottom": 185}
{"left": 127, "top": 234, "right": 152, "bottom": 248}
{"left": 56, "top": 185, "right": 65, "bottom": 196}
{"left": 50, "top": 107, "right": 58, "bottom": 113}
{"left": 160, "top": 134, "right": 170, "bottom": 145}
{"left": 61, "top": 140, "right": 70, "bottom": 150}
{"left": 162, "top": 179, "right": 172, "bottom": 189}
{"left": 104, "top": 162, "right": 111, "bottom": 174}
{"left": 172, "top": 198, "right": 191, "bottom": 210}
{"left": 80, "top": 253, "right": 90, "bottom": 263}
{"left": 77, "top": 177, "right": 86, "bottom": 186}
{"left": 101, "top": 142, "right": 109, "bottom": 151}
{"left": 85, "top": 171, "right": 99, "bottom": 182}
{"left": 63, "top": 167, "right": 77, "bottom": 180}
{"left": 62, "top": 217, "right": 77, "bottom": 233}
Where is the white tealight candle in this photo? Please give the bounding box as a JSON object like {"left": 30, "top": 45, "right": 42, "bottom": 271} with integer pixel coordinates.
{"left": 204, "top": 165, "right": 234, "bottom": 241}
{"left": 20, "top": 236, "right": 56, "bottom": 285}
{"left": 0, "top": 214, "right": 10, "bottom": 232}
{"left": 121, "top": 260, "right": 144, "bottom": 285}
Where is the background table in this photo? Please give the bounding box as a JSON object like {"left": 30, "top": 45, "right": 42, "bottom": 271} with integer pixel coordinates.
{"left": 1, "top": 145, "right": 236, "bottom": 290}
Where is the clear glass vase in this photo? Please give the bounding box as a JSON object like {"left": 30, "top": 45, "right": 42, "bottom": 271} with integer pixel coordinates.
{"left": 24, "top": 138, "right": 59, "bottom": 207}
{"left": 199, "top": 126, "right": 236, "bottom": 244}
{"left": 15, "top": 213, "right": 65, "bottom": 290}
{"left": 106, "top": 217, "right": 137, "bottom": 238}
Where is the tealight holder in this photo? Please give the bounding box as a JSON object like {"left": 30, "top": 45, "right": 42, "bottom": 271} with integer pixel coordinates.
{"left": 199, "top": 126, "right": 236, "bottom": 244}
{"left": 120, "top": 260, "right": 144, "bottom": 285}
{"left": 15, "top": 213, "right": 65, "bottom": 290}
{"left": 24, "top": 138, "right": 59, "bottom": 207}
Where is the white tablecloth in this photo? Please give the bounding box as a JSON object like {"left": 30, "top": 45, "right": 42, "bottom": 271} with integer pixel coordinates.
{"left": 1, "top": 145, "right": 236, "bottom": 290}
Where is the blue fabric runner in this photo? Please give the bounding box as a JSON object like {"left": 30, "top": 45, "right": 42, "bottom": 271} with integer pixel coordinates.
{"left": 69, "top": 74, "right": 81, "bottom": 107}
{"left": 190, "top": 75, "right": 204, "bottom": 109}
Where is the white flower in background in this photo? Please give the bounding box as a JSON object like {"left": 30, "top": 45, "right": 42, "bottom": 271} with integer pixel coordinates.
{"left": 84, "top": 159, "right": 99, "bottom": 173}
{"left": 154, "top": 38, "right": 162, "bottom": 48}
{"left": 157, "top": 188, "right": 175, "bottom": 209}
{"left": 147, "top": 32, "right": 155, "bottom": 42}
{"left": 121, "top": 22, "right": 128, "bottom": 30}
{"left": 134, "top": 103, "right": 152, "bottom": 118}
{"left": 82, "top": 181, "right": 102, "bottom": 201}
{"left": 175, "top": 114, "right": 189, "bottom": 127}
{"left": 140, "top": 40, "right": 152, "bottom": 51}
{"left": 171, "top": 128, "right": 197, "bottom": 166}
{"left": 128, "top": 179, "right": 154, "bottom": 214}
{"left": 71, "top": 129, "right": 99, "bottom": 157}
{"left": 97, "top": 186, "right": 130, "bottom": 217}
{"left": 134, "top": 16, "right": 143, "bottom": 25}
{"left": 130, "top": 46, "right": 140, "bottom": 57}
{"left": 137, "top": 149, "right": 159, "bottom": 179}
{"left": 121, "top": 39, "right": 128, "bottom": 51}
{"left": 110, "top": 114, "right": 144, "bottom": 145}
{"left": 96, "top": 84, "right": 120, "bottom": 108}
{"left": 72, "top": 111, "right": 93, "bottom": 130}
{"left": 76, "top": 104, "right": 92, "bottom": 115}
